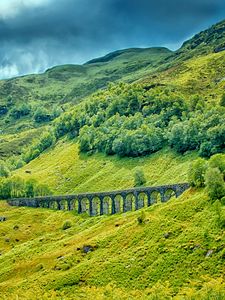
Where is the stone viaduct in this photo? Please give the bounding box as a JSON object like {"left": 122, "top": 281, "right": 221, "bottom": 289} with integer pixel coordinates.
{"left": 7, "top": 183, "right": 190, "bottom": 216}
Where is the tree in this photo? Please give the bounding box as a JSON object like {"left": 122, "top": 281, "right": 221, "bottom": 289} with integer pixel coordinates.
{"left": 25, "top": 179, "right": 37, "bottom": 198}
{"left": 209, "top": 154, "right": 225, "bottom": 180}
{"left": 35, "top": 184, "right": 52, "bottom": 196}
{"left": 9, "top": 103, "right": 31, "bottom": 119}
{"left": 0, "top": 162, "right": 10, "bottom": 178}
{"left": 188, "top": 158, "right": 207, "bottom": 188}
{"left": 134, "top": 168, "right": 146, "bottom": 187}
{"left": 205, "top": 167, "right": 225, "bottom": 200}
{"left": 34, "top": 107, "right": 52, "bottom": 123}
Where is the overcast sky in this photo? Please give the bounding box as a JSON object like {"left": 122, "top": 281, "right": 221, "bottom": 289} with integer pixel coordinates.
{"left": 0, "top": 0, "right": 224, "bottom": 79}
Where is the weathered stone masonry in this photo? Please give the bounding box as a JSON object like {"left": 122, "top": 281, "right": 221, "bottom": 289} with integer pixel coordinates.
{"left": 7, "top": 183, "right": 190, "bottom": 216}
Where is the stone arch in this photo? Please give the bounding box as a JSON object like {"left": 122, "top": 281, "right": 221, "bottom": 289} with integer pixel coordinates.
{"left": 103, "top": 196, "right": 112, "bottom": 215}
{"left": 150, "top": 190, "right": 161, "bottom": 204}
{"left": 137, "top": 192, "right": 148, "bottom": 209}
{"left": 80, "top": 197, "right": 90, "bottom": 215}
{"left": 164, "top": 189, "right": 176, "bottom": 202}
{"left": 92, "top": 197, "right": 101, "bottom": 216}
{"left": 39, "top": 199, "right": 49, "bottom": 209}
{"left": 114, "top": 195, "right": 124, "bottom": 213}
{"left": 68, "top": 199, "right": 79, "bottom": 212}
{"left": 124, "top": 193, "right": 135, "bottom": 212}
{"left": 48, "top": 200, "right": 58, "bottom": 210}
{"left": 59, "top": 199, "right": 69, "bottom": 211}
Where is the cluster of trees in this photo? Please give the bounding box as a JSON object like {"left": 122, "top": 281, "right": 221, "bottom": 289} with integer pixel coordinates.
{"left": 13, "top": 83, "right": 225, "bottom": 164}
{"left": 5, "top": 101, "right": 62, "bottom": 124}
{"left": 0, "top": 177, "right": 52, "bottom": 199}
{"left": 54, "top": 83, "right": 224, "bottom": 158}
{"left": 188, "top": 154, "right": 225, "bottom": 201}
{"left": 34, "top": 106, "right": 62, "bottom": 123}
{"left": 22, "top": 130, "right": 56, "bottom": 163}
{"left": 2, "top": 130, "right": 56, "bottom": 172}
{"left": 9, "top": 103, "right": 31, "bottom": 119}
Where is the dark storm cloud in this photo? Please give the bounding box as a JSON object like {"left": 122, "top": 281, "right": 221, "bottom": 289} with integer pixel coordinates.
{"left": 0, "top": 0, "right": 224, "bottom": 78}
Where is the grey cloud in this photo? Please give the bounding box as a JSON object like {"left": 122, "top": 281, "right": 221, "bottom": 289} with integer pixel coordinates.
{"left": 0, "top": 0, "right": 224, "bottom": 78}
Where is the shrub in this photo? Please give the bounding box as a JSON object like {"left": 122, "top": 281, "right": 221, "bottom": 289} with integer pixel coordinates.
{"left": 34, "top": 107, "right": 52, "bottom": 123}
{"left": 9, "top": 103, "right": 31, "bottom": 119}
{"left": 209, "top": 154, "right": 225, "bottom": 180}
{"left": 137, "top": 211, "right": 146, "bottom": 225}
{"left": 213, "top": 200, "right": 225, "bottom": 228}
{"left": 0, "top": 162, "right": 10, "bottom": 178}
{"left": 188, "top": 158, "right": 207, "bottom": 188}
{"left": 62, "top": 220, "right": 72, "bottom": 230}
{"left": 205, "top": 167, "right": 225, "bottom": 200}
{"left": 134, "top": 168, "right": 146, "bottom": 187}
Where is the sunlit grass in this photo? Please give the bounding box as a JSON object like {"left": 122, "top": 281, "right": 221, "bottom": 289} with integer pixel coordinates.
{"left": 0, "top": 189, "right": 224, "bottom": 299}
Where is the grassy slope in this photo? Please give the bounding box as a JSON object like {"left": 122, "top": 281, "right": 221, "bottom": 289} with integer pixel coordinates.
{"left": 1, "top": 47, "right": 224, "bottom": 160}
{"left": 0, "top": 127, "right": 46, "bottom": 159}
{"left": 14, "top": 140, "right": 196, "bottom": 194}
{"left": 141, "top": 50, "right": 225, "bottom": 101}
{"left": 0, "top": 47, "right": 171, "bottom": 134}
{"left": 0, "top": 190, "right": 224, "bottom": 299}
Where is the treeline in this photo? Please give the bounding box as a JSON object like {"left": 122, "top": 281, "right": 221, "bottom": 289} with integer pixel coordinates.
{"left": 0, "top": 177, "right": 52, "bottom": 199}
{"left": 6, "top": 82, "right": 225, "bottom": 169}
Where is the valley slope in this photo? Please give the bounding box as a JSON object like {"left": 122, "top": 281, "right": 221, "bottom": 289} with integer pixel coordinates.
{"left": 0, "top": 19, "right": 225, "bottom": 300}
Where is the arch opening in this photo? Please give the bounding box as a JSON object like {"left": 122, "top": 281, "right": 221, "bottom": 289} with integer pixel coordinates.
{"left": 92, "top": 197, "right": 101, "bottom": 216}
{"left": 59, "top": 199, "right": 69, "bottom": 211}
{"left": 164, "top": 189, "right": 176, "bottom": 202}
{"left": 137, "top": 192, "right": 148, "bottom": 209}
{"left": 103, "top": 196, "right": 112, "bottom": 215}
{"left": 150, "top": 191, "right": 161, "bottom": 204}
{"left": 69, "top": 199, "right": 79, "bottom": 213}
{"left": 80, "top": 198, "right": 90, "bottom": 215}
{"left": 124, "top": 193, "right": 135, "bottom": 212}
{"left": 114, "top": 195, "right": 124, "bottom": 214}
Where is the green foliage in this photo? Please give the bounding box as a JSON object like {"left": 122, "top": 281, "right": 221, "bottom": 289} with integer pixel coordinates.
{"left": 9, "top": 103, "right": 31, "bottom": 120}
{"left": 22, "top": 130, "right": 56, "bottom": 163}
{"left": 0, "top": 161, "right": 10, "bottom": 178}
{"left": 137, "top": 210, "right": 146, "bottom": 224}
{"left": 205, "top": 167, "right": 225, "bottom": 200}
{"left": 208, "top": 153, "right": 225, "bottom": 179}
{"left": 188, "top": 154, "right": 225, "bottom": 200}
{"left": 34, "top": 107, "right": 52, "bottom": 123}
{"left": 213, "top": 200, "right": 225, "bottom": 228}
{"left": 0, "top": 176, "right": 52, "bottom": 199}
{"left": 219, "top": 93, "right": 225, "bottom": 106}
{"left": 188, "top": 158, "right": 207, "bottom": 188}
{"left": 134, "top": 168, "right": 146, "bottom": 187}
{"left": 62, "top": 220, "right": 72, "bottom": 230}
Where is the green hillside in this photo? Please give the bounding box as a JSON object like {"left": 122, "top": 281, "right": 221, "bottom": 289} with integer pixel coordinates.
{"left": 0, "top": 47, "right": 171, "bottom": 135}
{"left": 0, "top": 19, "right": 225, "bottom": 300}
{"left": 0, "top": 189, "right": 225, "bottom": 299}
{"left": 14, "top": 141, "right": 195, "bottom": 194}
